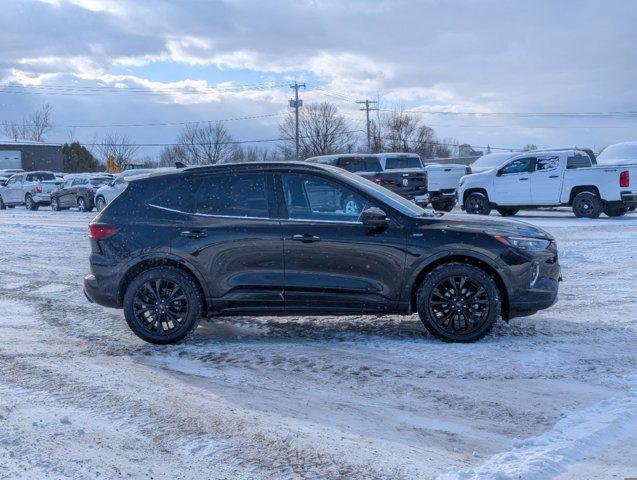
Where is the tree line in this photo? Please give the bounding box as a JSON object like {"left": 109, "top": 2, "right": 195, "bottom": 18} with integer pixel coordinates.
{"left": 2, "top": 102, "right": 460, "bottom": 172}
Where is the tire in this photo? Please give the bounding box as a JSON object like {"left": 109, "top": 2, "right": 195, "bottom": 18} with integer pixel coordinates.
{"left": 7, "top": 205, "right": 15, "bottom": 209}
{"left": 432, "top": 199, "right": 455, "bottom": 212}
{"left": 77, "top": 197, "right": 91, "bottom": 212}
{"left": 95, "top": 196, "right": 106, "bottom": 212}
{"left": 123, "top": 267, "right": 204, "bottom": 344}
{"left": 603, "top": 204, "right": 628, "bottom": 217}
{"left": 572, "top": 192, "right": 602, "bottom": 218}
{"left": 496, "top": 208, "right": 519, "bottom": 217}
{"left": 0, "top": 196, "right": 5, "bottom": 210}
{"left": 464, "top": 192, "right": 491, "bottom": 215}
{"left": 51, "top": 197, "right": 60, "bottom": 212}
{"left": 417, "top": 263, "right": 500, "bottom": 342}
{"left": 25, "top": 194, "right": 39, "bottom": 211}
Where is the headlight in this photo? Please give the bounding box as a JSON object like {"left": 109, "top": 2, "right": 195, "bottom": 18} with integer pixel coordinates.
{"left": 493, "top": 235, "right": 551, "bottom": 251}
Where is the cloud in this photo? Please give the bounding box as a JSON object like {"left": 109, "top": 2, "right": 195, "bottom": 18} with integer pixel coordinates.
{"left": 1, "top": 0, "right": 636, "bottom": 154}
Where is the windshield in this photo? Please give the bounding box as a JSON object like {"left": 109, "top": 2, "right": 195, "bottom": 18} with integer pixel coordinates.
{"left": 385, "top": 156, "right": 423, "bottom": 170}
{"left": 328, "top": 166, "right": 428, "bottom": 217}
{"left": 90, "top": 178, "right": 111, "bottom": 186}
{"left": 472, "top": 152, "right": 516, "bottom": 169}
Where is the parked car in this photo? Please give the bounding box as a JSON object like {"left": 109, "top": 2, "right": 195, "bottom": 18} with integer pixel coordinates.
{"left": 306, "top": 153, "right": 467, "bottom": 211}
{"left": 0, "top": 171, "right": 62, "bottom": 210}
{"left": 458, "top": 149, "right": 637, "bottom": 218}
{"left": 597, "top": 141, "right": 637, "bottom": 165}
{"left": 94, "top": 169, "right": 156, "bottom": 211}
{"left": 84, "top": 161, "right": 560, "bottom": 344}
{"left": 0, "top": 168, "right": 24, "bottom": 178}
{"left": 51, "top": 175, "right": 113, "bottom": 212}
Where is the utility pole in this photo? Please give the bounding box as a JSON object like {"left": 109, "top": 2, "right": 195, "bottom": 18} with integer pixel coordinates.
{"left": 356, "top": 99, "right": 379, "bottom": 152}
{"left": 289, "top": 82, "right": 305, "bottom": 160}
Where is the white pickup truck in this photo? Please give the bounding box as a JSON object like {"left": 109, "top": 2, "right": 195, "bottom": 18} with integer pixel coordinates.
{"left": 457, "top": 149, "right": 637, "bottom": 218}
{"left": 0, "top": 171, "right": 63, "bottom": 210}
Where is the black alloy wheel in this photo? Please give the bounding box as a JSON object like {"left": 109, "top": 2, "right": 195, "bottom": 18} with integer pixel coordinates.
{"left": 123, "top": 267, "right": 203, "bottom": 344}
{"left": 464, "top": 192, "right": 491, "bottom": 215}
{"left": 417, "top": 263, "right": 500, "bottom": 342}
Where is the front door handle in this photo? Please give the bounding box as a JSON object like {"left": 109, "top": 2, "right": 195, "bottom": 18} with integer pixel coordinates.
{"left": 549, "top": 175, "right": 559, "bottom": 178}
{"left": 180, "top": 230, "right": 207, "bottom": 239}
{"left": 519, "top": 177, "right": 529, "bottom": 181}
{"left": 290, "top": 234, "right": 320, "bottom": 243}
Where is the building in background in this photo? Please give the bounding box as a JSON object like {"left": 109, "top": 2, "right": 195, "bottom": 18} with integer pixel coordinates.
{"left": 0, "top": 138, "right": 63, "bottom": 172}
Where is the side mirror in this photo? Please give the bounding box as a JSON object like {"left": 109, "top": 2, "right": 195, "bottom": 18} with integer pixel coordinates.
{"left": 496, "top": 169, "right": 504, "bottom": 177}
{"left": 361, "top": 207, "right": 389, "bottom": 228}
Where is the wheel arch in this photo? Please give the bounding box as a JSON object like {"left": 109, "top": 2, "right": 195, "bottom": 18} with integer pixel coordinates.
{"left": 568, "top": 185, "right": 600, "bottom": 205}
{"left": 463, "top": 188, "right": 489, "bottom": 206}
{"left": 118, "top": 255, "right": 208, "bottom": 316}
{"left": 408, "top": 253, "right": 510, "bottom": 320}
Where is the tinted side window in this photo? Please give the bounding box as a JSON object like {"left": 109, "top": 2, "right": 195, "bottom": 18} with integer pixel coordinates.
{"left": 281, "top": 173, "right": 369, "bottom": 222}
{"left": 500, "top": 157, "right": 535, "bottom": 174}
{"left": 196, "top": 173, "right": 268, "bottom": 218}
{"left": 535, "top": 156, "right": 559, "bottom": 171}
{"left": 567, "top": 155, "right": 592, "bottom": 169}
{"left": 150, "top": 178, "right": 199, "bottom": 213}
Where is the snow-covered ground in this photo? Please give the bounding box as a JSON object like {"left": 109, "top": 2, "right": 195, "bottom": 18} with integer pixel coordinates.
{"left": 0, "top": 207, "right": 636, "bottom": 479}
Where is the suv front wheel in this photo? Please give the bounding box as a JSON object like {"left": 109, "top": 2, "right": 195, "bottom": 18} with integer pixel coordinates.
{"left": 417, "top": 263, "right": 500, "bottom": 342}
{"left": 123, "top": 267, "right": 204, "bottom": 344}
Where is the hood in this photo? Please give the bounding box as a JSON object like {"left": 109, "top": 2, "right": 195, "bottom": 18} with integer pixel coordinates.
{"left": 422, "top": 214, "right": 553, "bottom": 240}
{"left": 470, "top": 166, "right": 497, "bottom": 174}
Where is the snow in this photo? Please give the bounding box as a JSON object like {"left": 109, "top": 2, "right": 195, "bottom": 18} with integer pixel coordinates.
{"left": 1, "top": 207, "right": 637, "bottom": 479}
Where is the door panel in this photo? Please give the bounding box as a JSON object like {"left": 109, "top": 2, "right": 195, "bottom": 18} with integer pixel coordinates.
{"left": 491, "top": 157, "right": 535, "bottom": 205}
{"left": 277, "top": 172, "right": 407, "bottom": 313}
{"left": 531, "top": 155, "right": 562, "bottom": 204}
{"left": 167, "top": 173, "right": 284, "bottom": 313}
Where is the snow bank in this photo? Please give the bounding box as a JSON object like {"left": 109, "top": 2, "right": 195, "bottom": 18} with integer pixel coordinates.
{"left": 438, "top": 377, "right": 637, "bottom": 480}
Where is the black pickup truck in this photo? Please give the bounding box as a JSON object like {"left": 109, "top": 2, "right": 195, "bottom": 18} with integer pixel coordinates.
{"left": 305, "top": 154, "right": 428, "bottom": 203}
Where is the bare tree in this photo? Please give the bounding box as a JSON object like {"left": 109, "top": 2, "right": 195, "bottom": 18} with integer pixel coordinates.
{"left": 2, "top": 103, "right": 53, "bottom": 142}
{"left": 98, "top": 132, "right": 141, "bottom": 168}
{"left": 230, "top": 144, "right": 271, "bottom": 163}
{"left": 278, "top": 102, "right": 357, "bottom": 160}
{"left": 177, "top": 121, "right": 235, "bottom": 165}
{"left": 158, "top": 144, "right": 188, "bottom": 167}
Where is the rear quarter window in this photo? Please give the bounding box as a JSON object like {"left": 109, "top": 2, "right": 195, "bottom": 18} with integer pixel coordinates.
{"left": 149, "top": 177, "right": 199, "bottom": 213}
{"left": 567, "top": 155, "right": 592, "bottom": 169}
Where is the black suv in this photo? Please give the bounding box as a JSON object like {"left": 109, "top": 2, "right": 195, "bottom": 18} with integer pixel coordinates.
{"left": 84, "top": 162, "right": 560, "bottom": 344}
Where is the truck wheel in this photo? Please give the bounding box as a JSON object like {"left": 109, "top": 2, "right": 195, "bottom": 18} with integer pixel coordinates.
{"left": 0, "top": 196, "right": 5, "bottom": 210}
{"left": 464, "top": 192, "right": 491, "bottom": 215}
{"left": 417, "top": 263, "right": 500, "bottom": 342}
{"left": 95, "top": 196, "right": 106, "bottom": 212}
{"left": 496, "top": 208, "right": 518, "bottom": 217}
{"left": 603, "top": 204, "right": 628, "bottom": 217}
{"left": 123, "top": 267, "right": 204, "bottom": 344}
{"left": 25, "top": 194, "right": 39, "bottom": 211}
{"left": 572, "top": 192, "right": 602, "bottom": 218}
{"left": 432, "top": 199, "right": 455, "bottom": 212}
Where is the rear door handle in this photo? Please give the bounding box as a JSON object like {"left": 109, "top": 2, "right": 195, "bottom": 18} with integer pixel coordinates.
{"left": 519, "top": 177, "right": 529, "bottom": 181}
{"left": 180, "top": 230, "right": 207, "bottom": 239}
{"left": 549, "top": 175, "right": 559, "bottom": 178}
{"left": 291, "top": 234, "right": 321, "bottom": 243}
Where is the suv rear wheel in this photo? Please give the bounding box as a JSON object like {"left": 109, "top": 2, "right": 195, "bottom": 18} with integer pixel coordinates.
{"left": 417, "top": 263, "right": 500, "bottom": 342}
{"left": 464, "top": 192, "right": 491, "bottom": 215}
{"left": 77, "top": 197, "right": 92, "bottom": 212}
{"left": 51, "top": 197, "right": 60, "bottom": 211}
{"left": 25, "top": 194, "right": 39, "bottom": 211}
{"left": 123, "top": 267, "right": 204, "bottom": 344}
{"left": 572, "top": 192, "right": 602, "bottom": 218}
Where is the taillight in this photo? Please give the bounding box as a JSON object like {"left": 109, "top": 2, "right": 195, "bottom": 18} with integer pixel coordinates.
{"left": 85, "top": 188, "right": 94, "bottom": 193}
{"left": 465, "top": 166, "right": 472, "bottom": 175}
{"left": 373, "top": 176, "right": 382, "bottom": 184}
{"left": 89, "top": 223, "right": 119, "bottom": 240}
{"left": 620, "top": 170, "right": 630, "bottom": 188}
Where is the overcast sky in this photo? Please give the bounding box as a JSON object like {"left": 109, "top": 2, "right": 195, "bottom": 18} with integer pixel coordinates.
{"left": 1, "top": 0, "right": 636, "bottom": 158}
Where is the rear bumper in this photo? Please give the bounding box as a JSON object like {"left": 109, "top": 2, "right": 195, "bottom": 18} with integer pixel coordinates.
{"left": 84, "top": 272, "right": 121, "bottom": 309}
{"left": 620, "top": 192, "right": 637, "bottom": 205}
{"left": 33, "top": 193, "right": 51, "bottom": 204}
